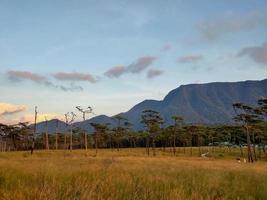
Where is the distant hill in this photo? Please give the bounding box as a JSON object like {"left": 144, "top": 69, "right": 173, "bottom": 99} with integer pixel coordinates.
{"left": 35, "top": 119, "right": 67, "bottom": 134}
{"left": 36, "top": 79, "right": 267, "bottom": 133}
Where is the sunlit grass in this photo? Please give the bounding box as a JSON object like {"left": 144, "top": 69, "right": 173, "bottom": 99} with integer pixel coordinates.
{"left": 0, "top": 148, "right": 267, "bottom": 200}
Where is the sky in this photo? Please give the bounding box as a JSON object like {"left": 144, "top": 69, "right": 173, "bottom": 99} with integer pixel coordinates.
{"left": 1, "top": 0, "right": 267, "bottom": 124}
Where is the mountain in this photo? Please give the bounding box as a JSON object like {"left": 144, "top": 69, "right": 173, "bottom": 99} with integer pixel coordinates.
{"left": 36, "top": 79, "right": 267, "bottom": 133}
{"left": 35, "top": 119, "right": 67, "bottom": 134}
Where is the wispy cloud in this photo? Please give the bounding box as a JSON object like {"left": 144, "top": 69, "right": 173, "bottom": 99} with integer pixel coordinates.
{"left": 198, "top": 10, "right": 267, "bottom": 41}
{"left": 20, "top": 113, "right": 65, "bottom": 123}
{"left": 52, "top": 72, "right": 97, "bottom": 83}
{"left": 237, "top": 42, "right": 267, "bottom": 64}
{"left": 147, "top": 69, "right": 164, "bottom": 79}
{"left": 104, "top": 65, "right": 127, "bottom": 78}
{"left": 60, "top": 84, "right": 83, "bottom": 92}
{"left": 177, "top": 55, "right": 203, "bottom": 63}
{"left": 0, "top": 102, "right": 26, "bottom": 116}
{"left": 104, "top": 56, "right": 157, "bottom": 78}
{"left": 7, "top": 70, "right": 84, "bottom": 92}
{"left": 8, "top": 70, "right": 46, "bottom": 82}
{"left": 128, "top": 56, "right": 157, "bottom": 73}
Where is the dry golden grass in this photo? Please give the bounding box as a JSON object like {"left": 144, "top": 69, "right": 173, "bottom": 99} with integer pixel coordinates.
{"left": 0, "top": 148, "right": 266, "bottom": 200}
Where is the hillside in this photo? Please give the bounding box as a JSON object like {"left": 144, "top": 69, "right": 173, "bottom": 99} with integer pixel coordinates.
{"left": 36, "top": 79, "right": 267, "bottom": 133}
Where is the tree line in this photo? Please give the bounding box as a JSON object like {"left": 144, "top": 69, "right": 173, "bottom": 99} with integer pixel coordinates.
{"left": 0, "top": 98, "right": 267, "bottom": 162}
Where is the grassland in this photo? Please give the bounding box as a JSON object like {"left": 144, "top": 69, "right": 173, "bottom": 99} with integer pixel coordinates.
{"left": 0, "top": 148, "right": 267, "bottom": 200}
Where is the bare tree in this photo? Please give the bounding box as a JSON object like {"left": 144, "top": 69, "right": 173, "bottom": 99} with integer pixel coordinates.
{"left": 65, "top": 112, "right": 76, "bottom": 151}
{"left": 64, "top": 113, "right": 70, "bottom": 150}
{"left": 76, "top": 106, "right": 93, "bottom": 150}
{"left": 31, "top": 106, "right": 38, "bottom": 154}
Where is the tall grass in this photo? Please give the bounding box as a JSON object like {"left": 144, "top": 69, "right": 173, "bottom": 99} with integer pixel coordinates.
{"left": 0, "top": 149, "right": 266, "bottom": 200}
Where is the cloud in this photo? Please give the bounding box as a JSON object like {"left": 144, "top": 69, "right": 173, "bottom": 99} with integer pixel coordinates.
{"left": 0, "top": 103, "right": 26, "bottom": 116}
{"left": 6, "top": 70, "right": 84, "bottom": 92}
{"left": 60, "top": 84, "right": 83, "bottom": 92}
{"left": 0, "top": 103, "right": 64, "bottom": 124}
{"left": 128, "top": 56, "right": 157, "bottom": 73}
{"left": 104, "top": 65, "right": 127, "bottom": 78}
{"left": 20, "top": 113, "right": 65, "bottom": 123}
{"left": 53, "top": 72, "right": 97, "bottom": 83}
{"left": 104, "top": 56, "right": 157, "bottom": 78}
{"left": 7, "top": 70, "right": 46, "bottom": 82}
{"left": 198, "top": 11, "right": 267, "bottom": 41}
{"left": 177, "top": 55, "right": 203, "bottom": 63}
{"left": 237, "top": 42, "right": 267, "bottom": 64}
{"left": 161, "top": 43, "right": 172, "bottom": 51}
{"left": 147, "top": 69, "right": 164, "bottom": 79}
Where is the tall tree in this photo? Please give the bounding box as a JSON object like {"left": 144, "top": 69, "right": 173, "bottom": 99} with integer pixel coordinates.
{"left": 171, "top": 116, "right": 183, "bottom": 156}
{"left": 76, "top": 106, "right": 94, "bottom": 150}
{"left": 90, "top": 123, "right": 108, "bottom": 156}
{"left": 141, "top": 110, "right": 163, "bottom": 156}
{"left": 55, "top": 119, "right": 59, "bottom": 150}
{"left": 31, "top": 106, "right": 38, "bottom": 154}
{"left": 112, "top": 115, "right": 128, "bottom": 151}
{"left": 233, "top": 102, "right": 261, "bottom": 163}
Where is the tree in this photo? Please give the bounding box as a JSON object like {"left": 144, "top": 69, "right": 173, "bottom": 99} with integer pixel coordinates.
{"left": 90, "top": 123, "right": 108, "bottom": 156}
{"left": 185, "top": 125, "right": 199, "bottom": 156}
{"left": 75, "top": 106, "right": 94, "bottom": 150}
{"left": 141, "top": 110, "right": 163, "bottom": 156}
{"left": 31, "top": 106, "right": 38, "bottom": 154}
{"left": 65, "top": 112, "right": 76, "bottom": 151}
{"left": 112, "top": 115, "right": 128, "bottom": 151}
{"left": 55, "top": 119, "right": 59, "bottom": 150}
{"left": 233, "top": 102, "right": 261, "bottom": 163}
{"left": 171, "top": 116, "right": 184, "bottom": 155}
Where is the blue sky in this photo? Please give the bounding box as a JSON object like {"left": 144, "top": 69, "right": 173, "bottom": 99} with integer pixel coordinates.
{"left": 1, "top": 0, "right": 267, "bottom": 123}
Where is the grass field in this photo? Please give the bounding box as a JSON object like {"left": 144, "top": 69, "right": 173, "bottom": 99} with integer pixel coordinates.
{"left": 0, "top": 148, "right": 267, "bottom": 200}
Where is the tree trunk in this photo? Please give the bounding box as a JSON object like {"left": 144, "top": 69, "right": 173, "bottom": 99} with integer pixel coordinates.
{"left": 31, "top": 107, "right": 37, "bottom": 154}
{"left": 198, "top": 136, "right": 201, "bottom": 157}
{"left": 173, "top": 135, "right": 176, "bottom": 156}
{"left": 245, "top": 125, "right": 253, "bottom": 163}
{"left": 146, "top": 137, "right": 150, "bottom": 156}
{"left": 45, "top": 132, "right": 49, "bottom": 150}
{"left": 55, "top": 133, "right": 58, "bottom": 150}
{"left": 95, "top": 133, "right": 98, "bottom": 156}
{"left": 251, "top": 131, "right": 257, "bottom": 161}
{"left": 64, "top": 134, "right": 67, "bottom": 150}
{"left": 259, "top": 144, "right": 261, "bottom": 160}
{"left": 70, "top": 124, "right": 73, "bottom": 151}
{"left": 152, "top": 137, "right": 156, "bottom": 156}
{"left": 84, "top": 133, "right": 87, "bottom": 150}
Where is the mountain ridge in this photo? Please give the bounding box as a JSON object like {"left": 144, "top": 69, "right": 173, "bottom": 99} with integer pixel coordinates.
{"left": 35, "top": 79, "right": 267, "bottom": 133}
